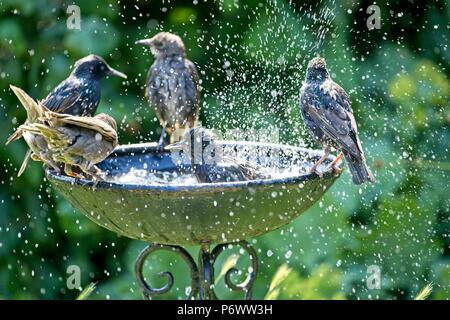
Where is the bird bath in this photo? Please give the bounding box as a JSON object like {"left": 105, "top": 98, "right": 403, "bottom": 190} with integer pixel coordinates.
{"left": 45, "top": 141, "right": 342, "bottom": 299}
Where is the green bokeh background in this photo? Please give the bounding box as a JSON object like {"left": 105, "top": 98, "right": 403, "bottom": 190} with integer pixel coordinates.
{"left": 0, "top": 0, "right": 448, "bottom": 299}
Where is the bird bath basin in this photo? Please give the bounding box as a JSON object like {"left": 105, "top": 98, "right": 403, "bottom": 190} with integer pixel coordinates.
{"left": 45, "top": 141, "right": 342, "bottom": 299}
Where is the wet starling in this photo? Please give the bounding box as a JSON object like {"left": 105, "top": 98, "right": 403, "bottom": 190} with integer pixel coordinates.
{"left": 41, "top": 54, "right": 127, "bottom": 116}
{"left": 165, "top": 127, "right": 265, "bottom": 183}
{"left": 299, "top": 57, "right": 375, "bottom": 185}
{"left": 6, "top": 55, "right": 126, "bottom": 175}
{"left": 20, "top": 110, "right": 118, "bottom": 180}
{"left": 136, "top": 32, "right": 200, "bottom": 151}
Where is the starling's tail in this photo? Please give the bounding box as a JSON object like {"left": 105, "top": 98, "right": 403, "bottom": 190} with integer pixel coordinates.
{"left": 6, "top": 130, "right": 23, "bottom": 145}
{"left": 10, "top": 85, "right": 44, "bottom": 122}
{"left": 6, "top": 86, "right": 43, "bottom": 145}
{"left": 18, "top": 148, "right": 32, "bottom": 177}
{"left": 344, "top": 151, "right": 375, "bottom": 185}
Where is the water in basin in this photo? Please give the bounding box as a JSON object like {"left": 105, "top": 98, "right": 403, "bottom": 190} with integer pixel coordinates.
{"left": 100, "top": 143, "right": 326, "bottom": 186}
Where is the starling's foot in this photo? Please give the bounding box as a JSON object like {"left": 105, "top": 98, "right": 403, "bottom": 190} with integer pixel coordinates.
{"left": 90, "top": 171, "right": 106, "bottom": 181}
{"left": 66, "top": 171, "right": 84, "bottom": 179}
{"left": 47, "top": 161, "right": 62, "bottom": 175}
{"left": 308, "top": 146, "right": 330, "bottom": 177}
{"left": 91, "top": 179, "right": 100, "bottom": 190}
{"left": 308, "top": 165, "right": 324, "bottom": 178}
{"left": 87, "top": 165, "right": 106, "bottom": 181}
{"left": 64, "top": 164, "right": 84, "bottom": 179}
{"left": 308, "top": 165, "right": 318, "bottom": 174}
{"left": 87, "top": 170, "right": 106, "bottom": 190}
{"left": 331, "top": 166, "right": 342, "bottom": 174}
{"left": 155, "top": 127, "right": 167, "bottom": 155}
{"left": 326, "top": 152, "right": 344, "bottom": 173}
{"left": 154, "top": 142, "right": 167, "bottom": 155}
{"left": 31, "top": 154, "right": 42, "bottom": 162}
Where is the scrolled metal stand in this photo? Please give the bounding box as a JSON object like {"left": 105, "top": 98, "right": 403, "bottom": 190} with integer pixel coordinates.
{"left": 134, "top": 240, "right": 259, "bottom": 300}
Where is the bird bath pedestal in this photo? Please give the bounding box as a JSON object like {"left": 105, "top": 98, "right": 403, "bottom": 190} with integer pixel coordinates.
{"left": 45, "top": 141, "right": 342, "bottom": 300}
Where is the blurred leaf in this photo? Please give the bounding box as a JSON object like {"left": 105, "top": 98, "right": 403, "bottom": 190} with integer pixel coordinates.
{"left": 278, "top": 264, "right": 346, "bottom": 300}
{"left": 264, "top": 264, "right": 292, "bottom": 300}
{"left": 76, "top": 282, "right": 97, "bottom": 300}
{"left": 414, "top": 283, "right": 432, "bottom": 300}
{"left": 215, "top": 254, "right": 239, "bottom": 285}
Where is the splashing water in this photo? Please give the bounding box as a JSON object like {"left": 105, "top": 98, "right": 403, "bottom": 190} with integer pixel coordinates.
{"left": 130, "top": 0, "right": 338, "bottom": 146}
{"left": 107, "top": 167, "right": 198, "bottom": 185}
{"left": 198, "top": 0, "right": 337, "bottom": 141}
{"left": 101, "top": 143, "right": 329, "bottom": 186}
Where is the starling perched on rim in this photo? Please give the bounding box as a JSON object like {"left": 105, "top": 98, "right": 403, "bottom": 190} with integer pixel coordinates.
{"left": 136, "top": 32, "right": 200, "bottom": 151}
{"left": 6, "top": 54, "right": 126, "bottom": 176}
{"left": 41, "top": 54, "right": 127, "bottom": 116}
{"left": 165, "top": 127, "right": 265, "bottom": 183}
{"left": 299, "top": 57, "right": 375, "bottom": 185}
{"left": 19, "top": 109, "right": 118, "bottom": 180}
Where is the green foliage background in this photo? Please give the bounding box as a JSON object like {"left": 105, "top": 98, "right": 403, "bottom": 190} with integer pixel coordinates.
{"left": 0, "top": 0, "right": 448, "bottom": 299}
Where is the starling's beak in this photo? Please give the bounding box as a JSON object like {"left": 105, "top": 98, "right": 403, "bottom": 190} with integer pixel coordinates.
{"left": 164, "top": 141, "right": 185, "bottom": 151}
{"left": 106, "top": 66, "right": 127, "bottom": 79}
{"left": 135, "top": 39, "right": 153, "bottom": 46}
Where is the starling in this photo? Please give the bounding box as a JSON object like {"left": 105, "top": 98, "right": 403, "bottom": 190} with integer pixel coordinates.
{"left": 20, "top": 110, "right": 118, "bottom": 180}
{"left": 299, "top": 57, "right": 375, "bottom": 185}
{"left": 136, "top": 32, "right": 200, "bottom": 151}
{"left": 42, "top": 54, "right": 127, "bottom": 116}
{"left": 165, "top": 127, "right": 265, "bottom": 183}
{"left": 6, "top": 55, "right": 126, "bottom": 175}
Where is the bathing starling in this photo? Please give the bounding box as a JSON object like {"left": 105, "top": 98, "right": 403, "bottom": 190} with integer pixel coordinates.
{"left": 20, "top": 110, "right": 118, "bottom": 180}
{"left": 6, "top": 55, "right": 126, "bottom": 175}
{"left": 299, "top": 57, "right": 375, "bottom": 185}
{"left": 165, "top": 127, "right": 265, "bottom": 183}
{"left": 136, "top": 32, "right": 200, "bottom": 151}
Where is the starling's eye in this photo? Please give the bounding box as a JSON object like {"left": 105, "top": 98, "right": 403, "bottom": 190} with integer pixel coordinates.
{"left": 153, "top": 41, "right": 163, "bottom": 47}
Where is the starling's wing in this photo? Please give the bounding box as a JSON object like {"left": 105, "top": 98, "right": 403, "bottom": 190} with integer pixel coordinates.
{"left": 205, "top": 162, "right": 258, "bottom": 182}
{"left": 41, "top": 78, "right": 83, "bottom": 113}
{"left": 17, "top": 124, "right": 42, "bottom": 135}
{"left": 307, "top": 79, "right": 364, "bottom": 159}
{"left": 10, "top": 85, "right": 45, "bottom": 121}
{"left": 183, "top": 59, "right": 200, "bottom": 120}
{"left": 20, "top": 122, "right": 70, "bottom": 163}
{"left": 6, "top": 129, "right": 23, "bottom": 145}
{"left": 41, "top": 77, "right": 100, "bottom": 116}
{"left": 145, "top": 64, "right": 167, "bottom": 104}
{"left": 185, "top": 59, "right": 200, "bottom": 99}
{"left": 17, "top": 148, "right": 32, "bottom": 177}
{"left": 145, "top": 64, "right": 167, "bottom": 123}
{"left": 300, "top": 83, "right": 327, "bottom": 144}
{"left": 25, "top": 123, "right": 69, "bottom": 149}
{"left": 228, "top": 158, "right": 260, "bottom": 180}
{"left": 60, "top": 127, "right": 116, "bottom": 164}
{"left": 42, "top": 111, "right": 117, "bottom": 143}
{"left": 145, "top": 65, "right": 156, "bottom": 100}
{"left": 7, "top": 85, "right": 46, "bottom": 144}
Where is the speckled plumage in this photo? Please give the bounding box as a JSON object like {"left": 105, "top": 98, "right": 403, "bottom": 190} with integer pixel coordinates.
{"left": 300, "top": 57, "right": 375, "bottom": 184}
{"left": 7, "top": 55, "right": 126, "bottom": 176}
{"left": 136, "top": 32, "right": 200, "bottom": 148}
{"left": 20, "top": 111, "right": 118, "bottom": 179}
{"left": 41, "top": 54, "right": 127, "bottom": 116}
